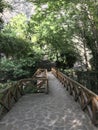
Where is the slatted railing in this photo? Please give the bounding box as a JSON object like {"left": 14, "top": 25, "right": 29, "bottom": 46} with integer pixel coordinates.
{"left": 0, "top": 82, "right": 24, "bottom": 119}
{"left": 32, "top": 69, "right": 49, "bottom": 94}
{"left": 0, "top": 69, "right": 48, "bottom": 119}
{"left": 52, "top": 68, "right": 98, "bottom": 125}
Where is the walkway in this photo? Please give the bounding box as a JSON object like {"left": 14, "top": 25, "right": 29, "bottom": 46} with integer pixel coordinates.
{"left": 0, "top": 73, "right": 97, "bottom": 130}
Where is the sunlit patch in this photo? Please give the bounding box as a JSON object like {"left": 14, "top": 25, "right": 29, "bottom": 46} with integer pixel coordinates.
{"left": 71, "top": 119, "right": 82, "bottom": 129}
{"left": 41, "top": 4, "right": 48, "bottom": 10}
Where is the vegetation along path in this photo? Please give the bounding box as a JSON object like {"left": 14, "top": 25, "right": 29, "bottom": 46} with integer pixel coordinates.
{"left": 0, "top": 72, "right": 97, "bottom": 130}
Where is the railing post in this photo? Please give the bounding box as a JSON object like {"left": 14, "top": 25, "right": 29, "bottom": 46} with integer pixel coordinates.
{"left": 52, "top": 68, "right": 98, "bottom": 126}
{"left": 92, "top": 98, "right": 98, "bottom": 125}
{"left": 56, "top": 68, "right": 58, "bottom": 78}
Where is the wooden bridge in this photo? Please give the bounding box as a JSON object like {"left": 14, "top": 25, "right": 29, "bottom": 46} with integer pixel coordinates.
{"left": 0, "top": 68, "right": 98, "bottom": 130}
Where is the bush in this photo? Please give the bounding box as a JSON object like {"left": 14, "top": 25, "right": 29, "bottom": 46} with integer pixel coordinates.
{"left": 0, "top": 57, "right": 37, "bottom": 82}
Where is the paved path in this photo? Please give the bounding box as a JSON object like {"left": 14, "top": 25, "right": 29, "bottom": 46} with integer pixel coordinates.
{"left": 0, "top": 73, "right": 97, "bottom": 130}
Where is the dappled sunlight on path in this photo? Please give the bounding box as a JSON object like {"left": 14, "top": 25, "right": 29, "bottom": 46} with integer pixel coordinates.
{"left": 0, "top": 72, "right": 97, "bottom": 130}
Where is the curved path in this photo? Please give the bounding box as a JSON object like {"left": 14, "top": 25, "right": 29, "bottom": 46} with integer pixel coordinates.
{"left": 0, "top": 72, "right": 97, "bottom": 130}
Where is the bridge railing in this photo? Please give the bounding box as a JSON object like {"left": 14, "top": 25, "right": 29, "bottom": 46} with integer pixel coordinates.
{"left": 0, "top": 82, "right": 24, "bottom": 119}
{"left": 0, "top": 69, "right": 48, "bottom": 119}
{"left": 20, "top": 69, "right": 48, "bottom": 94}
{"left": 52, "top": 68, "right": 98, "bottom": 125}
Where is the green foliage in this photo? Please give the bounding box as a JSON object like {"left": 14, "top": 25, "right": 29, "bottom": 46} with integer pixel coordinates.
{"left": 3, "top": 14, "right": 28, "bottom": 39}
{"left": 23, "top": 83, "right": 38, "bottom": 94}
{"left": 13, "top": 69, "right": 29, "bottom": 79}
{"left": 0, "top": 13, "right": 45, "bottom": 59}
{"left": 0, "top": 33, "right": 31, "bottom": 58}
{"left": 0, "top": 83, "right": 8, "bottom": 89}
{"left": 0, "top": 14, "right": 31, "bottom": 58}
{"left": 0, "top": 0, "right": 12, "bottom": 13}
{"left": 0, "top": 58, "right": 14, "bottom": 71}
{"left": 63, "top": 69, "right": 75, "bottom": 77}
{"left": 0, "top": 0, "right": 12, "bottom": 30}
{"left": 73, "top": 0, "right": 98, "bottom": 70}
{"left": 0, "top": 82, "right": 13, "bottom": 89}
{"left": 1, "top": 0, "right": 98, "bottom": 94}
{"left": 1, "top": 0, "right": 98, "bottom": 73}
{"left": 0, "top": 56, "right": 40, "bottom": 81}
{"left": 27, "top": 1, "right": 80, "bottom": 65}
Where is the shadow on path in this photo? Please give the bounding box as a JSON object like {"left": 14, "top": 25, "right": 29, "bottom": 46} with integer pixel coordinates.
{"left": 0, "top": 72, "right": 97, "bottom": 130}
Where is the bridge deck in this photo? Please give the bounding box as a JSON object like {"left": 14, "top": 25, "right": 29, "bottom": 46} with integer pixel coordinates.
{"left": 0, "top": 72, "right": 97, "bottom": 130}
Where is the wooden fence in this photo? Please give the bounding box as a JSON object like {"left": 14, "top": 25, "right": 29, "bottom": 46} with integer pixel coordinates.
{"left": 0, "top": 69, "right": 48, "bottom": 119}
{"left": 52, "top": 68, "right": 98, "bottom": 125}
{"left": 0, "top": 82, "right": 24, "bottom": 119}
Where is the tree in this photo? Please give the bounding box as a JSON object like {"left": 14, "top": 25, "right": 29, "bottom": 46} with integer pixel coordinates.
{"left": 0, "top": 14, "right": 32, "bottom": 58}
{"left": 71, "top": 0, "right": 98, "bottom": 70}
{"left": 27, "top": 1, "right": 80, "bottom": 67}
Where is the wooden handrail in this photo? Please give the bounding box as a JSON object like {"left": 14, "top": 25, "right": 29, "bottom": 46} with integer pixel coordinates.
{"left": 19, "top": 70, "right": 48, "bottom": 94}
{"left": 0, "top": 82, "right": 23, "bottom": 119}
{"left": 0, "top": 69, "right": 48, "bottom": 119}
{"left": 52, "top": 68, "right": 98, "bottom": 125}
